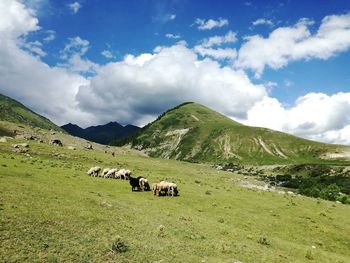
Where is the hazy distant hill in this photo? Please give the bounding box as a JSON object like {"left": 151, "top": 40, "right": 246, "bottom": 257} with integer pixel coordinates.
{"left": 61, "top": 122, "right": 139, "bottom": 145}
{"left": 114, "top": 102, "right": 346, "bottom": 164}
{"left": 0, "top": 93, "right": 63, "bottom": 132}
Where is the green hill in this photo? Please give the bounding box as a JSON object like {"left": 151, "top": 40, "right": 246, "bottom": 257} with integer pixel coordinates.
{"left": 0, "top": 121, "right": 349, "bottom": 262}
{"left": 114, "top": 102, "right": 348, "bottom": 165}
{"left": 0, "top": 93, "right": 63, "bottom": 132}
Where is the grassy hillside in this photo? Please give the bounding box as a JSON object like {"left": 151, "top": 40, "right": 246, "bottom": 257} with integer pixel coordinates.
{"left": 0, "top": 122, "right": 349, "bottom": 262}
{"left": 0, "top": 93, "right": 62, "bottom": 131}
{"left": 114, "top": 102, "right": 348, "bottom": 165}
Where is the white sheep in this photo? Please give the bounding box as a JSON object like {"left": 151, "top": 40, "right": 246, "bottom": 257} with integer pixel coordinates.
{"left": 116, "top": 169, "right": 131, "bottom": 180}
{"left": 139, "top": 177, "right": 150, "bottom": 191}
{"left": 167, "top": 182, "right": 178, "bottom": 196}
{"left": 87, "top": 166, "right": 101, "bottom": 177}
{"left": 102, "top": 168, "right": 111, "bottom": 177}
{"left": 105, "top": 168, "right": 118, "bottom": 179}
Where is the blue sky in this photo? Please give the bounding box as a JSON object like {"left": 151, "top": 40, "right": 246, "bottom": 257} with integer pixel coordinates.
{"left": 30, "top": 0, "right": 350, "bottom": 104}
{"left": 1, "top": 0, "right": 350, "bottom": 145}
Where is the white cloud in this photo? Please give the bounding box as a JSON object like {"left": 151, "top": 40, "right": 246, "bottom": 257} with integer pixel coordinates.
{"left": 101, "top": 50, "right": 114, "bottom": 59}
{"left": 194, "top": 18, "right": 229, "bottom": 30}
{"left": 2, "top": 0, "right": 350, "bottom": 146}
{"left": 0, "top": 0, "right": 94, "bottom": 126}
{"left": 200, "top": 31, "right": 237, "bottom": 47}
{"left": 20, "top": 39, "right": 46, "bottom": 57}
{"left": 252, "top": 18, "right": 274, "bottom": 27}
{"left": 60, "top": 36, "right": 89, "bottom": 59}
{"left": 193, "top": 31, "right": 237, "bottom": 60}
{"left": 68, "top": 2, "right": 82, "bottom": 14}
{"left": 165, "top": 33, "right": 181, "bottom": 39}
{"left": 166, "top": 14, "right": 176, "bottom": 21}
{"left": 244, "top": 92, "right": 350, "bottom": 144}
{"left": 0, "top": 0, "right": 39, "bottom": 38}
{"left": 43, "top": 29, "right": 55, "bottom": 42}
{"left": 236, "top": 13, "right": 350, "bottom": 78}
{"left": 193, "top": 46, "right": 237, "bottom": 60}
{"left": 59, "top": 36, "right": 98, "bottom": 74}
{"left": 76, "top": 44, "right": 266, "bottom": 126}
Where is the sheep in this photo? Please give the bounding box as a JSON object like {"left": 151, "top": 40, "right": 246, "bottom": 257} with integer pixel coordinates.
{"left": 139, "top": 177, "right": 150, "bottom": 191}
{"left": 102, "top": 168, "right": 111, "bottom": 177}
{"left": 154, "top": 181, "right": 179, "bottom": 196}
{"left": 116, "top": 169, "right": 131, "bottom": 180}
{"left": 87, "top": 166, "right": 101, "bottom": 177}
{"left": 152, "top": 183, "right": 160, "bottom": 195}
{"left": 167, "top": 182, "right": 178, "bottom": 196}
{"left": 158, "top": 181, "right": 170, "bottom": 196}
{"left": 105, "top": 168, "right": 118, "bottom": 179}
{"left": 129, "top": 176, "right": 141, "bottom": 191}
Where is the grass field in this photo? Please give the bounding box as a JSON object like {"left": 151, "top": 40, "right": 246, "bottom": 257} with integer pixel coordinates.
{"left": 1, "top": 133, "right": 350, "bottom": 262}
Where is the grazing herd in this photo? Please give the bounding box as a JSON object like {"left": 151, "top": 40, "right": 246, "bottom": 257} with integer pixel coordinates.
{"left": 87, "top": 166, "right": 179, "bottom": 197}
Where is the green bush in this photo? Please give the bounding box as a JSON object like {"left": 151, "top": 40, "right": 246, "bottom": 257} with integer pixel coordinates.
{"left": 320, "top": 184, "right": 340, "bottom": 201}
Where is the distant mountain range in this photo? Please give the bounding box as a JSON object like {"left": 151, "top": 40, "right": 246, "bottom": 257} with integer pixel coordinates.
{"left": 61, "top": 122, "right": 140, "bottom": 145}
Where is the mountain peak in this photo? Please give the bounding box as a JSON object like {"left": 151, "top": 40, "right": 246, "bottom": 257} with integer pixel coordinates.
{"left": 115, "top": 102, "right": 338, "bottom": 164}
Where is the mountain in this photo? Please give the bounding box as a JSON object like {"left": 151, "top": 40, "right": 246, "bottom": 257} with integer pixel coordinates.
{"left": 114, "top": 102, "right": 347, "bottom": 164}
{"left": 61, "top": 122, "right": 140, "bottom": 145}
{"left": 0, "top": 93, "right": 63, "bottom": 131}
{"left": 60, "top": 123, "right": 85, "bottom": 137}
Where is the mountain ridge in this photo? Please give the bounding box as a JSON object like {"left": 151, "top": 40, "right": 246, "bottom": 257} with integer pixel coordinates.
{"left": 113, "top": 102, "right": 347, "bottom": 165}
{"left": 0, "top": 93, "right": 63, "bottom": 132}
{"left": 61, "top": 121, "right": 140, "bottom": 145}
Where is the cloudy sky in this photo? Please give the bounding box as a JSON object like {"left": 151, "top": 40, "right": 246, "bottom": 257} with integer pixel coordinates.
{"left": 1, "top": 0, "right": 350, "bottom": 145}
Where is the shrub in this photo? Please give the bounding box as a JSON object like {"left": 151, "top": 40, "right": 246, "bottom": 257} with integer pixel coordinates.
{"left": 109, "top": 236, "right": 128, "bottom": 253}
{"left": 320, "top": 184, "right": 340, "bottom": 201}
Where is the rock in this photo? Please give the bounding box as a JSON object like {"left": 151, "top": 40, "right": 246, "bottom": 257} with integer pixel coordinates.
{"left": 85, "top": 144, "right": 93, "bottom": 150}
{"left": 0, "top": 137, "right": 7, "bottom": 143}
{"left": 67, "top": 146, "right": 76, "bottom": 150}
{"left": 18, "top": 143, "right": 29, "bottom": 148}
{"left": 51, "top": 139, "right": 63, "bottom": 146}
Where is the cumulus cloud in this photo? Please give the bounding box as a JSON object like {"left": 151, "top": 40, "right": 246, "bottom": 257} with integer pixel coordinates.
{"left": 192, "top": 31, "right": 237, "bottom": 60}
{"left": 194, "top": 18, "right": 229, "bottom": 30}
{"left": 193, "top": 46, "right": 237, "bottom": 60}
{"left": 59, "top": 36, "right": 98, "bottom": 74}
{"left": 68, "top": 1, "right": 81, "bottom": 14}
{"left": 252, "top": 18, "right": 274, "bottom": 27}
{"left": 0, "top": 0, "right": 94, "bottom": 126}
{"left": 165, "top": 33, "right": 181, "bottom": 39}
{"left": 236, "top": 13, "right": 350, "bottom": 78}
{"left": 244, "top": 92, "right": 350, "bottom": 144}
{"left": 200, "top": 31, "right": 237, "bottom": 48}
{"left": 20, "top": 39, "right": 46, "bottom": 57}
{"left": 2, "top": 0, "right": 350, "bottom": 146}
{"left": 76, "top": 43, "right": 266, "bottom": 126}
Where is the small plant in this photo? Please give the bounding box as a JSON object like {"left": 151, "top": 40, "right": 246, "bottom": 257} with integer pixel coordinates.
{"left": 109, "top": 236, "right": 128, "bottom": 253}
{"left": 305, "top": 249, "right": 314, "bottom": 260}
{"left": 258, "top": 236, "right": 270, "bottom": 246}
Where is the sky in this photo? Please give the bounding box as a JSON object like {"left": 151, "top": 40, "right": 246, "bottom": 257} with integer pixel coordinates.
{"left": 1, "top": 0, "right": 350, "bottom": 145}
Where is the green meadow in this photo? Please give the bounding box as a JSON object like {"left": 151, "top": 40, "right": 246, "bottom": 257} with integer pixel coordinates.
{"left": 1, "top": 133, "right": 349, "bottom": 262}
